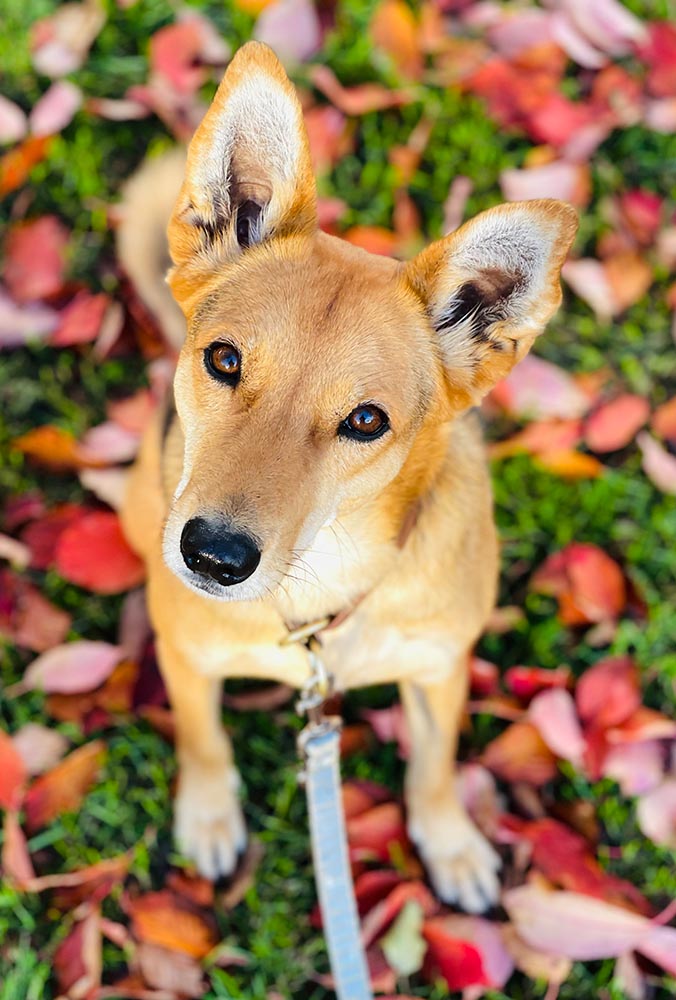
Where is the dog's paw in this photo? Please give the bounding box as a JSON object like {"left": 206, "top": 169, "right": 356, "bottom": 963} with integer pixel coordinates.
{"left": 409, "top": 805, "right": 500, "bottom": 913}
{"left": 174, "top": 765, "right": 247, "bottom": 881}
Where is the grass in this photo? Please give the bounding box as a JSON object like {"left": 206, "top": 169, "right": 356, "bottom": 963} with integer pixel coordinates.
{"left": 2, "top": 0, "right": 676, "bottom": 997}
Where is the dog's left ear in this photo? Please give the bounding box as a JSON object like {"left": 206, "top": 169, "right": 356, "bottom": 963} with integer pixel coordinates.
{"left": 168, "top": 41, "right": 316, "bottom": 303}
{"left": 406, "top": 199, "right": 578, "bottom": 407}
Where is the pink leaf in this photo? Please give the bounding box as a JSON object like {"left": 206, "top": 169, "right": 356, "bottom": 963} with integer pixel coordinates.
{"left": 528, "top": 688, "right": 586, "bottom": 765}
{"left": 52, "top": 291, "right": 110, "bottom": 346}
{"left": 500, "top": 161, "right": 589, "bottom": 207}
{"left": 77, "top": 421, "right": 140, "bottom": 465}
{"left": 560, "top": 0, "right": 647, "bottom": 57}
{"left": 0, "top": 532, "right": 30, "bottom": 568}
{"left": 563, "top": 258, "right": 617, "bottom": 320}
{"left": 0, "top": 287, "right": 58, "bottom": 348}
{"left": 254, "top": 0, "right": 322, "bottom": 65}
{"left": 584, "top": 395, "right": 650, "bottom": 453}
{"left": 29, "top": 81, "right": 82, "bottom": 137}
{"left": 1, "top": 810, "right": 36, "bottom": 886}
{"left": 0, "top": 96, "right": 27, "bottom": 144}
{"left": 79, "top": 467, "right": 129, "bottom": 510}
{"left": 603, "top": 741, "right": 665, "bottom": 796}
{"left": 21, "top": 641, "right": 124, "bottom": 695}
{"left": 504, "top": 885, "right": 648, "bottom": 960}
{"left": 54, "top": 909, "right": 102, "bottom": 999}
{"left": 3, "top": 216, "right": 69, "bottom": 303}
{"left": 637, "top": 432, "right": 676, "bottom": 494}
{"left": 12, "top": 723, "right": 68, "bottom": 776}
{"left": 362, "top": 703, "right": 411, "bottom": 759}
{"left": 636, "top": 778, "right": 676, "bottom": 849}
{"left": 31, "top": 1, "right": 106, "bottom": 78}
{"left": 491, "top": 355, "right": 591, "bottom": 420}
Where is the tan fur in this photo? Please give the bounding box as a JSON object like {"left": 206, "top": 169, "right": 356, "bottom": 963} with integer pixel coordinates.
{"left": 121, "top": 41, "right": 577, "bottom": 911}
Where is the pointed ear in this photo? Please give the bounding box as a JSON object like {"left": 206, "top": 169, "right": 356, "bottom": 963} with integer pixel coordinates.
{"left": 406, "top": 199, "right": 578, "bottom": 407}
{"left": 168, "top": 41, "right": 316, "bottom": 297}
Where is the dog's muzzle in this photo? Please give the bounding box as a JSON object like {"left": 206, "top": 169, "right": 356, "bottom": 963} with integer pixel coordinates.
{"left": 180, "top": 517, "right": 261, "bottom": 587}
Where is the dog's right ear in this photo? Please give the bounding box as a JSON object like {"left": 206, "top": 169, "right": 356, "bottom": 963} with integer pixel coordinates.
{"left": 168, "top": 42, "right": 316, "bottom": 306}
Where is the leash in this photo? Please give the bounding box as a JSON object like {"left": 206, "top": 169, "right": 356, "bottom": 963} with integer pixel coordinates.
{"left": 290, "top": 620, "right": 374, "bottom": 1000}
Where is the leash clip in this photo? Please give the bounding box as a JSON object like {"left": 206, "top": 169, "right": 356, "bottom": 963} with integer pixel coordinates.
{"left": 296, "top": 646, "right": 341, "bottom": 776}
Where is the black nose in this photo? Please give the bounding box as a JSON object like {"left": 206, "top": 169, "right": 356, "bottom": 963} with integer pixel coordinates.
{"left": 180, "top": 518, "right": 261, "bottom": 587}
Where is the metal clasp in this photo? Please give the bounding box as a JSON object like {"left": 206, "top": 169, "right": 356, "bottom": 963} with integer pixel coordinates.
{"left": 295, "top": 644, "right": 341, "bottom": 776}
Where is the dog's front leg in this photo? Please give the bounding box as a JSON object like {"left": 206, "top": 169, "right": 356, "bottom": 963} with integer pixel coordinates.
{"left": 157, "top": 637, "right": 246, "bottom": 880}
{"left": 400, "top": 659, "right": 500, "bottom": 913}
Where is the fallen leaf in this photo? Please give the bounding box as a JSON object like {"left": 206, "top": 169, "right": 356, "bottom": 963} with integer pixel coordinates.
{"left": 0, "top": 136, "right": 52, "bottom": 196}
{"left": 20, "top": 502, "right": 86, "bottom": 567}
{"left": 605, "top": 706, "right": 676, "bottom": 745}
{"left": 76, "top": 420, "right": 140, "bottom": 465}
{"left": 504, "top": 665, "right": 572, "bottom": 701}
{"left": 0, "top": 568, "right": 71, "bottom": 652}
{"left": 423, "top": 915, "right": 514, "bottom": 991}
{"left": 469, "top": 656, "right": 500, "bottom": 697}
{"left": 482, "top": 721, "right": 559, "bottom": 786}
{"left": 0, "top": 730, "right": 27, "bottom": 809}
{"left": 3, "top": 216, "right": 69, "bottom": 303}
{"left": 361, "top": 880, "right": 437, "bottom": 949}
{"left": 380, "top": 900, "right": 426, "bottom": 976}
{"left": 54, "top": 908, "right": 102, "bottom": 1000}
{"left": 638, "top": 21, "right": 676, "bottom": 98}
{"left": 531, "top": 543, "right": 627, "bottom": 625}
{"left": 502, "top": 924, "right": 572, "bottom": 984}
{"left": 637, "top": 431, "right": 676, "bottom": 494}
{"left": 576, "top": 656, "right": 640, "bottom": 730}
{"left": 126, "top": 890, "right": 218, "bottom": 959}
{"left": 135, "top": 943, "right": 205, "bottom": 998}
{"left": 13, "top": 425, "right": 82, "bottom": 470}
{"left": 370, "top": 0, "right": 422, "bottom": 79}
{"left": 0, "top": 532, "right": 30, "bottom": 567}
{"left": 150, "top": 15, "right": 229, "bottom": 95}
{"left": 347, "top": 801, "right": 409, "bottom": 862}
{"left": 636, "top": 779, "right": 676, "bottom": 848}
{"left": 0, "top": 95, "right": 27, "bottom": 144}
{"left": 31, "top": 0, "right": 106, "bottom": 77}
{"left": 55, "top": 510, "right": 145, "bottom": 593}
{"left": 79, "top": 467, "right": 129, "bottom": 510}
{"left": 354, "top": 869, "right": 404, "bottom": 917}
{"left": 534, "top": 449, "right": 604, "bottom": 479}
{"left": 603, "top": 741, "right": 665, "bottom": 796}
{"left": 52, "top": 291, "right": 110, "bottom": 346}
{"left": 29, "top": 80, "right": 82, "bottom": 137}
{"left": 651, "top": 397, "right": 676, "bottom": 444}
{"left": 1, "top": 810, "right": 36, "bottom": 886}
{"left": 489, "top": 418, "right": 583, "bottom": 460}
{"left": 563, "top": 257, "right": 618, "bottom": 320}
{"left": 254, "top": 0, "right": 321, "bottom": 65}
{"left": 584, "top": 394, "right": 650, "bottom": 452}
{"left": 309, "top": 64, "right": 413, "bottom": 116}
{"left": 19, "top": 641, "right": 124, "bottom": 695}
{"left": 528, "top": 689, "right": 586, "bottom": 765}
{"left": 0, "top": 286, "right": 58, "bottom": 348}
{"left": 491, "top": 355, "right": 591, "bottom": 420}
{"left": 24, "top": 739, "right": 106, "bottom": 832}
{"left": 362, "top": 703, "right": 411, "bottom": 758}
{"left": 12, "top": 723, "right": 68, "bottom": 776}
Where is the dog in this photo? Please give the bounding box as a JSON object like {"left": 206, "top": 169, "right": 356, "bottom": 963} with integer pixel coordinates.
{"left": 119, "top": 40, "right": 577, "bottom": 914}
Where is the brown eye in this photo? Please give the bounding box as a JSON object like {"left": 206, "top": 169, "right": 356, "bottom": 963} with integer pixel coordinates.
{"left": 204, "top": 342, "right": 241, "bottom": 384}
{"left": 339, "top": 404, "right": 389, "bottom": 441}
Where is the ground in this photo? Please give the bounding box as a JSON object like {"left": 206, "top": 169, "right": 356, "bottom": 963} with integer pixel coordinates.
{"left": 1, "top": 0, "right": 676, "bottom": 998}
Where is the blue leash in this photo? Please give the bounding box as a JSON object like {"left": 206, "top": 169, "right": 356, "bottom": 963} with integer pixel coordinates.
{"left": 297, "top": 645, "right": 374, "bottom": 1000}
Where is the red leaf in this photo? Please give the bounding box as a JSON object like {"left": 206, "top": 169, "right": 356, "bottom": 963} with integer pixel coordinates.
{"left": 126, "top": 890, "right": 218, "bottom": 959}
{"left": 20, "top": 502, "right": 86, "bottom": 568}
{"left": 0, "top": 568, "right": 71, "bottom": 652}
{"left": 523, "top": 818, "right": 651, "bottom": 914}
{"left": 0, "top": 730, "right": 27, "bottom": 810}
{"left": 531, "top": 543, "right": 627, "bottom": 624}
{"left": 482, "top": 721, "right": 558, "bottom": 786}
{"left": 504, "top": 665, "right": 572, "bottom": 702}
{"left": 52, "top": 291, "right": 110, "bottom": 346}
{"left": 576, "top": 656, "right": 640, "bottom": 730}
{"left": 354, "top": 869, "right": 404, "bottom": 916}
{"left": 55, "top": 511, "right": 145, "bottom": 594}
{"left": 639, "top": 22, "right": 676, "bottom": 98}
{"left": 3, "top": 216, "right": 69, "bottom": 302}
{"left": 423, "top": 915, "right": 514, "bottom": 990}
{"left": 618, "top": 190, "right": 663, "bottom": 246}
{"left": 469, "top": 656, "right": 500, "bottom": 697}
{"left": 584, "top": 394, "right": 650, "bottom": 452}
{"left": 423, "top": 922, "right": 489, "bottom": 990}
{"left": 24, "top": 740, "right": 106, "bottom": 832}
{"left": 347, "top": 802, "right": 409, "bottom": 862}
{"left": 54, "top": 909, "right": 102, "bottom": 1000}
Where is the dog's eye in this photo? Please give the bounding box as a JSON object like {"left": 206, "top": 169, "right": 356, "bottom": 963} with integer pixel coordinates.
{"left": 204, "top": 342, "right": 241, "bottom": 384}
{"left": 339, "top": 405, "right": 389, "bottom": 441}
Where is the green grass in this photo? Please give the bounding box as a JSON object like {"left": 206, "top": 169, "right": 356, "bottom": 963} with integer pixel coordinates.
{"left": 2, "top": 0, "right": 676, "bottom": 997}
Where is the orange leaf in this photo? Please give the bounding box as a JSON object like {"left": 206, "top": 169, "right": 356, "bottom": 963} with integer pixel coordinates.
{"left": 343, "top": 225, "right": 398, "bottom": 256}
{"left": 534, "top": 449, "right": 604, "bottom": 479}
{"left": 482, "top": 721, "right": 558, "bottom": 785}
{"left": 0, "top": 136, "right": 52, "bottom": 197}
{"left": 652, "top": 396, "right": 676, "bottom": 444}
{"left": 55, "top": 511, "right": 145, "bottom": 594}
{"left": 24, "top": 740, "right": 106, "bottom": 832}
{"left": 13, "top": 425, "right": 81, "bottom": 470}
{"left": 127, "top": 890, "right": 218, "bottom": 959}
{"left": 370, "top": 0, "right": 422, "bottom": 79}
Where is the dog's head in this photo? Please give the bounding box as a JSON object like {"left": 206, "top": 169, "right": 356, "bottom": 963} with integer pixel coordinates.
{"left": 163, "top": 42, "right": 578, "bottom": 602}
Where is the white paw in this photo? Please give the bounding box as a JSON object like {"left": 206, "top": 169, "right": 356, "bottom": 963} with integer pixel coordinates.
{"left": 174, "top": 765, "right": 247, "bottom": 881}
{"left": 409, "top": 806, "right": 501, "bottom": 913}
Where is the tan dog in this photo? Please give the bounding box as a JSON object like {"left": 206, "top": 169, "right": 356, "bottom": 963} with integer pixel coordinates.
{"left": 120, "top": 41, "right": 577, "bottom": 913}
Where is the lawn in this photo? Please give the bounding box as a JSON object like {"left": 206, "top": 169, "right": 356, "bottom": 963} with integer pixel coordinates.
{"left": 1, "top": 0, "right": 676, "bottom": 998}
